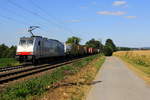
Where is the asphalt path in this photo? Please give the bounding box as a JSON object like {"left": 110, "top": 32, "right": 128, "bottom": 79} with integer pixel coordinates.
{"left": 86, "top": 56, "right": 150, "bottom": 100}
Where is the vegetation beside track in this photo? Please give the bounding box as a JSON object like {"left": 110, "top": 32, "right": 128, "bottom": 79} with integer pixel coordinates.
{"left": 0, "top": 58, "right": 20, "bottom": 68}
{"left": 114, "top": 51, "right": 150, "bottom": 83}
{"left": 0, "top": 54, "right": 105, "bottom": 100}
{"left": 40, "top": 54, "right": 105, "bottom": 100}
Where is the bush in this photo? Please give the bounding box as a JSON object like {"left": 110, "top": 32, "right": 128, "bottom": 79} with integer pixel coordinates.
{"left": 0, "top": 44, "right": 16, "bottom": 58}
{"left": 104, "top": 45, "right": 113, "bottom": 56}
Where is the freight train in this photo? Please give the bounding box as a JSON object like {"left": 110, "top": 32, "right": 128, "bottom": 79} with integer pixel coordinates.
{"left": 16, "top": 26, "right": 100, "bottom": 64}
{"left": 16, "top": 36, "right": 99, "bottom": 64}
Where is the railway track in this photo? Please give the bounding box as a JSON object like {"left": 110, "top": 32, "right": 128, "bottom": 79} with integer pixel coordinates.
{"left": 0, "top": 57, "right": 78, "bottom": 73}
{"left": 0, "top": 64, "right": 31, "bottom": 72}
{"left": 0, "top": 57, "right": 84, "bottom": 84}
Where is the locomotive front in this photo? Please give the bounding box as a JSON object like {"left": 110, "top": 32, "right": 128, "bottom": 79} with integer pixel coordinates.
{"left": 16, "top": 37, "right": 34, "bottom": 63}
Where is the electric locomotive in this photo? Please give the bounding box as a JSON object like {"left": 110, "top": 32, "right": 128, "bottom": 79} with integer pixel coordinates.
{"left": 16, "top": 26, "right": 64, "bottom": 64}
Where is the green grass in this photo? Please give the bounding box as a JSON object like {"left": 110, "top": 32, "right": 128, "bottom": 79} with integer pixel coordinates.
{"left": 0, "top": 54, "right": 102, "bottom": 100}
{"left": 118, "top": 56, "right": 150, "bottom": 77}
{"left": 70, "top": 55, "right": 105, "bottom": 100}
{"left": 84, "top": 56, "right": 105, "bottom": 82}
{"left": 0, "top": 58, "right": 20, "bottom": 68}
{"left": 94, "top": 56, "right": 105, "bottom": 70}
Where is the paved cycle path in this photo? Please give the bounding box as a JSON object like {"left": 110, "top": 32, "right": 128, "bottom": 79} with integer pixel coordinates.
{"left": 86, "top": 56, "right": 150, "bottom": 100}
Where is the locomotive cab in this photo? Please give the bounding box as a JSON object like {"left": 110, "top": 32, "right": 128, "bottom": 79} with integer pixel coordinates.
{"left": 16, "top": 37, "right": 34, "bottom": 63}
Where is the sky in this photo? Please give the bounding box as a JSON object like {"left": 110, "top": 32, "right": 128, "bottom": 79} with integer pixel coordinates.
{"left": 0, "top": 0, "right": 150, "bottom": 47}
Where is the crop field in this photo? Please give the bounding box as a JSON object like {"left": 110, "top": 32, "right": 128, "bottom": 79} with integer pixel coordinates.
{"left": 0, "top": 58, "right": 20, "bottom": 68}
{"left": 114, "top": 50, "right": 150, "bottom": 77}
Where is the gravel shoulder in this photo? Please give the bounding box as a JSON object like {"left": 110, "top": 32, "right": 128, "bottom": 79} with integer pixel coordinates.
{"left": 86, "top": 56, "right": 150, "bottom": 100}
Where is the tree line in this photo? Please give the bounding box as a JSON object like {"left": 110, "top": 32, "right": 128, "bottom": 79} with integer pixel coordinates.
{"left": 66, "top": 36, "right": 117, "bottom": 56}
{"left": 0, "top": 44, "right": 16, "bottom": 58}
{"left": 0, "top": 37, "right": 117, "bottom": 58}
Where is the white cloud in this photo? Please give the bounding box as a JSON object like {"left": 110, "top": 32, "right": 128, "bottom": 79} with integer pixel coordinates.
{"left": 125, "top": 16, "right": 137, "bottom": 19}
{"left": 97, "top": 11, "right": 126, "bottom": 16}
{"left": 66, "top": 20, "right": 81, "bottom": 23}
{"left": 113, "top": 1, "right": 127, "bottom": 6}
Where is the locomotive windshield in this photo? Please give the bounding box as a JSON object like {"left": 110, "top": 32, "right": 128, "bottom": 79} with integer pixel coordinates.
{"left": 27, "top": 40, "right": 33, "bottom": 44}
{"left": 19, "top": 38, "right": 34, "bottom": 45}
{"left": 19, "top": 40, "right": 26, "bottom": 45}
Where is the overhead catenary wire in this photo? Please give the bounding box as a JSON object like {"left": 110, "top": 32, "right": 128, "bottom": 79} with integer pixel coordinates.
{"left": 7, "top": 0, "right": 52, "bottom": 22}
{"left": 7, "top": 0, "right": 75, "bottom": 35}
{"left": 0, "top": 14, "right": 27, "bottom": 26}
{"left": 0, "top": 9, "right": 31, "bottom": 26}
{"left": 0, "top": 11, "right": 48, "bottom": 35}
{"left": 0, "top": 14, "right": 52, "bottom": 36}
{"left": 0, "top": 4, "right": 55, "bottom": 36}
{"left": 29, "top": 0, "right": 75, "bottom": 34}
{"left": 0, "top": 7, "right": 29, "bottom": 21}
{"left": 0, "top": 6, "right": 40, "bottom": 26}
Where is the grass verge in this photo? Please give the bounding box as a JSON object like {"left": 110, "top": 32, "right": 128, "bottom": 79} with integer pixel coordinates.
{"left": 114, "top": 55, "right": 150, "bottom": 84}
{"left": 0, "top": 58, "right": 20, "bottom": 68}
{"left": 0, "top": 54, "right": 104, "bottom": 100}
{"left": 39, "top": 55, "right": 105, "bottom": 100}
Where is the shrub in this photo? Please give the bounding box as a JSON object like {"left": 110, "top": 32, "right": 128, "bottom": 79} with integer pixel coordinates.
{"left": 104, "top": 45, "right": 113, "bottom": 56}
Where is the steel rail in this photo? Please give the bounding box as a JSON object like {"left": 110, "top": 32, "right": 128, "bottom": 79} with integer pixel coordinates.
{"left": 0, "top": 57, "right": 83, "bottom": 84}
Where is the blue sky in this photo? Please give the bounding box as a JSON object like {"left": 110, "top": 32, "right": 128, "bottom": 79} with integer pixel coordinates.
{"left": 0, "top": 0, "right": 149, "bottom": 47}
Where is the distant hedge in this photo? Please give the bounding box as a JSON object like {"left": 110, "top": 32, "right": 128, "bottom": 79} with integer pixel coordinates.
{"left": 0, "top": 44, "right": 16, "bottom": 58}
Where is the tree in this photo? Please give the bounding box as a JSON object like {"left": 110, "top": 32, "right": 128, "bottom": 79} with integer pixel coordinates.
{"left": 103, "top": 45, "right": 113, "bottom": 56}
{"left": 105, "top": 39, "right": 117, "bottom": 52}
{"left": 66, "top": 36, "right": 81, "bottom": 45}
{"left": 85, "top": 38, "right": 103, "bottom": 50}
{"left": 7, "top": 46, "right": 17, "bottom": 58}
{"left": 0, "top": 44, "right": 9, "bottom": 58}
{"left": 0, "top": 44, "right": 17, "bottom": 58}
